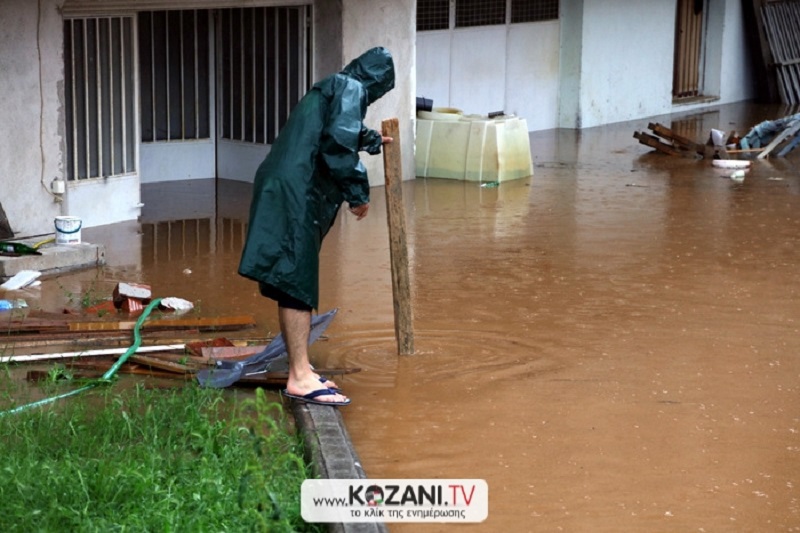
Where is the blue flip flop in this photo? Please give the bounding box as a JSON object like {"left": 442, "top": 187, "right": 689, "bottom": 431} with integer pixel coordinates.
{"left": 282, "top": 388, "right": 351, "bottom": 407}
{"left": 319, "top": 376, "right": 341, "bottom": 393}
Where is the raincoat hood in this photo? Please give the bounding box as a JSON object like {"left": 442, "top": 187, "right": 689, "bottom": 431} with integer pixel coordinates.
{"left": 341, "top": 46, "right": 395, "bottom": 105}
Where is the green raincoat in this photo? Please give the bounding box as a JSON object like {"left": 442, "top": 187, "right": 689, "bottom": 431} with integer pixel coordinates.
{"left": 238, "top": 47, "right": 395, "bottom": 309}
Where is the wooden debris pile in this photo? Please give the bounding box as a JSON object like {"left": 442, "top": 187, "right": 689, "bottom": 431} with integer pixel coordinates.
{"left": 634, "top": 114, "right": 800, "bottom": 159}
{"left": 633, "top": 122, "right": 711, "bottom": 158}
{"left": 0, "top": 282, "right": 360, "bottom": 387}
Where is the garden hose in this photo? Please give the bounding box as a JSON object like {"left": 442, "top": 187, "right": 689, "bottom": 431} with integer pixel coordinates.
{"left": 33, "top": 236, "right": 55, "bottom": 249}
{"left": 0, "top": 298, "right": 163, "bottom": 416}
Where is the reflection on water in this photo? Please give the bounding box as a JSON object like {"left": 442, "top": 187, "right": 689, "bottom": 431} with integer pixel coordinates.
{"left": 9, "top": 101, "right": 800, "bottom": 531}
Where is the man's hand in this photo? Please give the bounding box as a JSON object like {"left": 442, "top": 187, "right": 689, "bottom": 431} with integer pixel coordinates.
{"left": 349, "top": 203, "right": 369, "bottom": 220}
{"left": 382, "top": 135, "right": 393, "bottom": 144}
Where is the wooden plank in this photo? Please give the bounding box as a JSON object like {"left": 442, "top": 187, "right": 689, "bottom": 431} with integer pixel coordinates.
{"left": 0, "top": 201, "right": 13, "bottom": 240}
{"left": 0, "top": 331, "right": 205, "bottom": 349}
{"left": 776, "top": 131, "right": 800, "bottom": 156}
{"left": 381, "top": 117, "right": 414, "bottom": 355}
{"left": 127, "top": 354, "right": 200, "bottom": 374}
{"left": 757, "top": 121, "right": 800, "bottom": 158}
{"left": 633, "top": 131, "right": 684, "bottom": 156}
{"left": 0, "top": 317, "right": 70, "bottom": 333}
{"left": 185, "top": 337, "right": 236, "bottom": 357}
{"left": 202, "top": 345, "right": 268, "bottom": 359}
{"left": 236, "top": 367, "right": 363, "bottom": 386}
{"left": 0, "top": 344, "right": 186, "bottom": 364}
{"left": 62, "top": 360, "right": 362, "bottom": 386}
{"left": 68, "top": 315, "right": 256, "bottom": 332}
{"left": 648, "top": 123, "right": 704, "bottom": 153}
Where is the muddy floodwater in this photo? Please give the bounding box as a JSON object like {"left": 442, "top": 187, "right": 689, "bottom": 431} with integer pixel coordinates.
{"left": 16, "top": 102, "right": 800, "bottom": 531}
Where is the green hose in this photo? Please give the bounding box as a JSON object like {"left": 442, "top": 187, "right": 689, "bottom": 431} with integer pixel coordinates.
{"left": 0, "top": 298, "right": 163, "bottom": 416}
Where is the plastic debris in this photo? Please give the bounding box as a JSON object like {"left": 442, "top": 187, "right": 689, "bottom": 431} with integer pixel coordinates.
{"left": 0, "top": 270, "right": 42, "bottom": 291}
{"left": 730, "top": 170, "right": 745, "bottom": 182}
{"left": 159, "top": 297, "right": 194, "bottom": 312}
{"left": 0, "top": 298, "right": 27, "bottom": 311}
{"left": 481, "top": 181, "right": 500, "bottom": 188}
{"left": 710, "top": 128, "right": 726, "bottom": 147}
{"left": 712, "top": 159, "right": 751, "bottom": 169}
{"left": 196, "top": 308, "right": 338, "bottom": 388}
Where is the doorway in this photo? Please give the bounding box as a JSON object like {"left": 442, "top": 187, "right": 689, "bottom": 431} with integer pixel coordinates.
{"left": 62, "top": 5, "right": 311, "bottom": 226}
{"left": 138, "top": 7, "right": 310, "bottom": 184}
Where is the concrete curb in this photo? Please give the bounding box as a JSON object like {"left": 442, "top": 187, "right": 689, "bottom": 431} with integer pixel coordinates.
{"left": 0, "top": 242, "right": 105, "bottom": 280}
{"left": 291, "top": 401, "right": 388, "bottom": 533}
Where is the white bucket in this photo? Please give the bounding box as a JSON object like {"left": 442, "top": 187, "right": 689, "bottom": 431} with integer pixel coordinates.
{"left": 54, "top": 216, "right": 82, "bottom": 245}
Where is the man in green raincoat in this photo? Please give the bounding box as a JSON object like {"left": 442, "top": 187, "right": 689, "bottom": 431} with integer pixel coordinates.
{"left": 239, "top": 47, "right": 395, "bottom": 406}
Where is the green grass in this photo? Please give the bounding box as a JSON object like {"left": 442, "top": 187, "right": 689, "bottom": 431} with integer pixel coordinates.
{"left": 0, "top": 382, "right": 323, "bottom": 532}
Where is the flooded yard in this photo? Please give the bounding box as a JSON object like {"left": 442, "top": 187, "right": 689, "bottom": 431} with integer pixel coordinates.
{"left": 8, "top": 101, "right": 800, "bottom": 531}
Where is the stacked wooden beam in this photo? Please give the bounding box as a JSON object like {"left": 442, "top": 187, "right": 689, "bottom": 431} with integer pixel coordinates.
{"left": 635, "top": 118, "right": 800, "bottom": 159}
{"left": 633, "top": 123, "right": 710, "bottom": 158}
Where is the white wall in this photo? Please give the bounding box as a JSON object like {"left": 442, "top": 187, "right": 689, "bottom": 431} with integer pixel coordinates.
{"left": 718, "top": 0, "right": 756, "bottom": 103}
{"left": 342, "top": 0, "right": 416, "bottom": 187}
{"left": 417, "top": 21, "right": 560, "bottom": 132}
{"left": 574, "top": 0, "right": 757, "bottom": 128}
{"left": 576, "top": 0, "right": 676, "bottom": 128}
{"left": 507, "top": 21, "right": 560, "bottom": 131}
{"left": 0, "top": 0, "right": 65, "bottom": 238}
{"left": 420, "top": 0, "right": 757, "bottom": 131}
{"left": 451, "top": 26, "right": 507, "bottom": 115}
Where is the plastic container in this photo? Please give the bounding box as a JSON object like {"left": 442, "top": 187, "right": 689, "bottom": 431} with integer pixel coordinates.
{"left": 55, "top": 216, "right": 82, "bottom": 245}
{"left": 415, "top": 115, "right": 533, "bottom": 183}
{"left": 417, "top": 107, "right": 463, "bottom": 121}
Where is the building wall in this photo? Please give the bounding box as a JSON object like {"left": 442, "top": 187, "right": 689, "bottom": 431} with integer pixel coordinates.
{"left": 0, "top": 0, "right": 66, "bottom": 238}
{"left": 718, "top": 0, "right": 757, "bottom": 104}
{"left": 342, "top": 0, "right": 416, "bottom": 188}
{"left": 419, "top": 0, "right": 758, "bottom": 131}
{"left": 571, "top": 0, "right": 757, "bottom": 128}
{"left": 575, "top": 0, "right": 677, "bottom": 129}
{"left": 0, "top": 0, "right": 758, "bottom": 238}
{"left": 417, "top": 20, "right": 560, "bottom": 132}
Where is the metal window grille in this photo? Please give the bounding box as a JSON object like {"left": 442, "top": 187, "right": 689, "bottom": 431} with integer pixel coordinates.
{"left": 219, "top": 6, "right": 310, "bottom": 144}
{"left": 455, "top": 0, "right": 506, "bottom": 28}
{"left": 418, "top": 0, "right": 450, "bottom": 31}
{"left": 511, "top": 0, "right": 559, "bottom": 23}
{"left": 64, "top": 17, "right": 136, "bottom": 181}
{"left": 139, "top": 10, "right": 211, "bottom": 142}
{"left": 673, "top": 0, "right": 704, "bottom": 99}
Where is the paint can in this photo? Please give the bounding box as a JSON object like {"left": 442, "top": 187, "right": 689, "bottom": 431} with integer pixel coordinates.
{"left": 54, "top": 216, "right": 82, "bottom": 245}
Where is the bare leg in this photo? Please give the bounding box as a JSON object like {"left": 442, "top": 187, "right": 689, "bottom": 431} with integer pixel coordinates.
{"left": 280, "top": 306, "right": 346, "bottom": 402}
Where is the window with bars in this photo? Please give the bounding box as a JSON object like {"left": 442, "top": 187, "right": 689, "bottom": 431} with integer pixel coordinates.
{"left": 139, "top": 10, "right": 211, "bottom": 142}
{"left": 512, "top": 0, "right": 559, "bottom": 23}
{"left": 456, "top": 0, "right": 506, "bottom": 28}
{"left": 219, "top": 6, "right": 310, "bottom": 145}
{"left": 418, "top": 0, "right": 450, "bottom": 31}
{"left": 418, "top": 0, "right": 559, "bottom": 31}
{"left": 64, "top": 17, "right": 137, "bottom": 181}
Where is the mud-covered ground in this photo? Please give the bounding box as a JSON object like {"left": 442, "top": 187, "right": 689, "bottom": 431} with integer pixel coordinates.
{"left": 15, "top": 101, "right": 800, "bottom": 531}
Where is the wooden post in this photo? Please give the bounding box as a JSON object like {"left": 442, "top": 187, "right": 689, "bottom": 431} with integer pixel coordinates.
{"left": 381, "top": 118, "right": 414, "bottom": 355}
